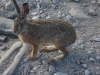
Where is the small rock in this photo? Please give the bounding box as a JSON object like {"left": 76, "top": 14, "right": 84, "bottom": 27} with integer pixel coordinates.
{"left": 88, "top": 51, "right": 92, "bottom": 54}
{"left": 53, "top": 0, "right": 60, "bottom": 4}
{"left": 31, "top": 12, "right": 38, "bottom": 16}
{"left": 7, "top": 12, "right": 17, "bottom": 20}
{"left": 49, "top": 66, "right": 56, "bottom": 73}
{"left": 92, "top": 38, "right": 100, "bottom": 42}
{"left": 66, "top": 15, "right": 72, "bottom": 21}
{"left": 40, "top": 10, "right": 43, "bottom": 14}
{"left": 5, "top": 1, "right": 15, "bottom": 11}
{"left": 88, "top": 9, "right": 97, "bottom": 16}
{"left": 40, "top": 1, "right": 46, "bottom": 8}
{"left": 85, "top": 70, "right": 90, "bottom": 75}
{"left": 69, "top": 8, "right": 89, "bottom": 19}
{"left": 83, "top": 4, "right": 88, "bottom": 7}
{"left": 58, "top": 50, "right": 62, "bottom": 54}
{"left": 73, "top": 72, "right": 79, "bottom": 75}
{"left": 54, "top": 72, "right": 68, "bottom": 75}
{"left": 33, "top": 65, "right": 41, "bottom": 70}
{"left": 32, "top": 15, "right": 40, "bottom": 19}
{"left": 82, "top": 64, "right": 87, "bottom": 69}
{"left": 96, "top": 56, "right": 100, "bottom": 60}
{"left": 74, "top": 0, "right": 80, "bottom": 2}
{"left": 91, "top": 0, "right": 96, "bottom": 4}
{"left": 42, "top": 60, "right": 48, "bottom": 65}
{"left": 46, "top": 15, "right": 51, "bottom": 19}
{"left": 89, "top": 57, "right": 95, "bottom": 62}
{"left": 0, "top": 45, "right": 7, "bottom": 51}
{"left": 98, "top": 0, "right": 100, "bottom": 6}
{"left": 77, "top": 38, "right": 84, "bottom": 45}
{"left": 0, "top": 36, "right": 7, "bottom": 42}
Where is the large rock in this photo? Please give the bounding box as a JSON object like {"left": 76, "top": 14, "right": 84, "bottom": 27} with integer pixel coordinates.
{"left": 0, "top": 17, "right": 13, "bottom": 29}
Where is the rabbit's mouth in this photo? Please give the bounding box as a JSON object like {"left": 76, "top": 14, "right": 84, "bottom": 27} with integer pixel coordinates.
{"left": 14, "top": 31, "right": 20, "bottom": 35}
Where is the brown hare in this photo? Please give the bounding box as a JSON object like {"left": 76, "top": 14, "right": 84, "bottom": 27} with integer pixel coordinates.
{"left": 12, "top": 0, "right": 76, "bottom": 63}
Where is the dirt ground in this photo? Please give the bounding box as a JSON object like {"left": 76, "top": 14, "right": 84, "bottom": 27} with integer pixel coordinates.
{"left": 0, "top": 0, "right": 100, "bottom": 75}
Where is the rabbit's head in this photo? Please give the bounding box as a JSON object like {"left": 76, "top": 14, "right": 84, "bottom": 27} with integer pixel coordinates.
{"left": 12, "top": 0, "right": 29, "bottom": 35}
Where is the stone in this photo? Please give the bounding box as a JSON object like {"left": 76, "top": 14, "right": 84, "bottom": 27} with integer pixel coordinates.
{"left": 32, "top": 15, "right": 40, "bottom": 19}
{"left": 46, "top": 15, "right": 51, "bottom": 19}
{"left": 88, "top": 9, "right": 97, "bottom": 16}
{"left": 7, "top": 12, "right": 17, "bottom": 20}
{"left": 5, "top": 1, "right": 15, "bottom": 11}
{"left": 31, "top": 12, "right": 38, "bottom": 16}
{"left": 83, "top": 4, "right": 88, "bottom": 7}
{"left": 92, "top": 38, "right": 100, "bottom": 42}
{"left": 89, "top": 57, "right": 95, "bottom": 62}
{"left": 0, "top": 36, "right": 7, "bottom": 42}
{"left": 49, "top": 66, "right": 56, "bottom": 73}
{"left": 96, "top": 56, "right": 100, "bottom": 60}
{"left": 85, "top": 70, "right": 90, "bottom": 75}
{"left": 74, "top": 0, "right": 80, "bottom": 2}
{"left": 69, "top": 8, "right": 89, "bottom": 19}
{"left": 54, "top": 72, "right": 68, "bottom": 75}
{"left": 40, "top": 1, "right": 46, "bottom": 8}
{"left": 42, "top": 60, "right": 48, "bottom": 65}
{"left": 98, "top": 0, "right": 100, "bottom": 6}
{"left": 53, "top": 0, "right": 60, "bottom": 4}
{"left": 77, "top": 38, "right": 84, "bottom": 45}
{"left": 0, "top": 45, "right": 7, "bottom": 51}
{"left": 91, "top": 0, "right": 96, "bottom": 4}
{"left": 66, "top": 15, "right": 72, "bottom": 21}
{"left": 82, "top": 64, "right": 87, "bottom": 69}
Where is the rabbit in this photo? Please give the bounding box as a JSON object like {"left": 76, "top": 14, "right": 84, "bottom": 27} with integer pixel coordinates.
{"left": 12, "top": 0, "right": 76, "bottom": 63}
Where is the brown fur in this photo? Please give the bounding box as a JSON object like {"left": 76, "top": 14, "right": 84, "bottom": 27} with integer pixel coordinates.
{"left": 12, "top": 1, "right": 76, "bottom": 63}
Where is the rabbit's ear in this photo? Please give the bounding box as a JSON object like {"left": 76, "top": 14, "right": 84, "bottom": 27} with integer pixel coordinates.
{"left": 12, "top": 0, "right": 21, "bottom": 16}
{"left": 22, "top": 3, "right": 29, "bottom": 18}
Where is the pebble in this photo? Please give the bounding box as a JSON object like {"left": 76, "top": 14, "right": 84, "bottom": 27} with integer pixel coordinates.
{"left": 92, "top": 38, "right": 100, "bottom": 42}
{"left": 40, "top": 1, "right": 46, "bottom": 8}
{"left": 53, "top": 0, "right": 60, "bottom": 4}
{"left": 82, "top": 64, "right": 87, "bottom": 69}
{"left": 69, "top": 8, "right": 89, "bottom": 18}
{"left": 0, "top": 45, "right": 7, "bottom": 51}
{"left": 32, "top": 15, "right": 40, "bottom": 19}
{"left": 85, "top": 70, "right": 90, "bottom": 75}
{"left": 74, "top": 0, "right": 80, "bottom": 2}
{"left": 33, "top": 65, "right": 41, "bottom": 70}
{"left": 0, "top": 36, "right": 7, "bottom": 42}
{"left": 5, "top": 1, "right": 15, "bottom": 11}
{"left": 31, "top": 12, "right": 38, "bottom": 16}
{"left": 7, "top": 12, "right": 17, "bottom": 20}
{"left": 42, "top": 60, "right": 48, "bottom": 65}
{"left": 88, "top": 9, "right": 97, "bottom": 16}
{"left": 83, "top": 4, "right": 88, "bottom": 7}
{"left": 96, "top": 56, "right": 100, "bottom": 60}
{"left": 49, "top": 66, "right": 56, "bottom": 73}
{"left": 54, "top": 72, "right": 68, "bottom": 75}
{"left": 89, "top": 57, "right": 95, "bottom": 62}
{"left": 98, "top": 0, "right": 100, "bottom": 6}
{"left": 58, "top": 50, "right": 62, "bottom": 54}
{"left": 66, "top": 15, "right": 72, "bottom": 21}
{"left": 77, "top": 38, "right": 84, "bottom": 45}
{"left": 91, "top": 0, "right": 96, "bottom": 4}
{"left": 46, "top": 15, "right": 51, "bottom": 19}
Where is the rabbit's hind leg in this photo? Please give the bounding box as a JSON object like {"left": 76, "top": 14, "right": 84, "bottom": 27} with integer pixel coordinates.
{"left": 48, "top": 42, "right": 68, "bottom": 63}
{"left": 28, "top": 44, "right": 39, "bottom": 60}
{"left": 41, "top": 45, "right": 57, "bottom": 52}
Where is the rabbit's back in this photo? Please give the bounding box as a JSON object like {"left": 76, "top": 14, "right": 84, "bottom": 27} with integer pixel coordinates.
{"left": 27, "top": 19, "right": 76, "bottom": 44}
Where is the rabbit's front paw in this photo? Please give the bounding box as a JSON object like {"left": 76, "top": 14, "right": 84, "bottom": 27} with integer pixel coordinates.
{"left": 27, "top": 55, "right": 35, "bottom": 60}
